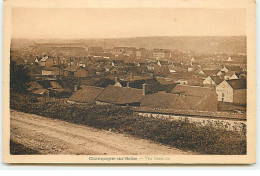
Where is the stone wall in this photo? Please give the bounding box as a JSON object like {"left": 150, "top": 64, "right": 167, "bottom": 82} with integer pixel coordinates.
{"left": 133, "top": 110, "right": 246, "bottom": 132}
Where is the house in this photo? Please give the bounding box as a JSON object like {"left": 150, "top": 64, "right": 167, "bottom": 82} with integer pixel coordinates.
{"left": 221, "top": 65, "right": 242, "bottom": 73}
{"left": 154, "top": 77, "right": 177, "bottom": 93}
{"left": 103, "top": 64, "right": 112, "bottom": 72}
{"left": 113, "top": 75, "right": 152, "bottom": 87}
{"left": 147, "top": 63, "right": 155, "bottom": 71}
{"left": 110, "top": 67, "right": 121, "bottom": 74}
{"left": 226, "top": 66, "right": 242, "bottom": 73}
{"left": 32, "top": 88, "right": 49, "bottom": 97}
{"left": 221, "top": 66, "right": 229, "bottom": 73}
{"left": 186, "top": 77, "right": 204, "bottom": 86}
{"left": 111, "top": 60, "right": 125, "bottom": 67}
{"left": 135, "top": 48, "right": 146, "bottom": 59}
{"left": 177, "top": 79, "right": 188, "bottom": 85}
{"left": 28, "top": 81, "right": 43, "bottom": 92}
{"left": 227, "top": 56, "right": 233, "bottom": 61}
{"left": 49, "top": 81, "right": 65, "bottom": 92}
{"left": 96, "top": 59, "right": 107, "bottom": 67}
{"left": 224, "top": 71, "right": 240, "bottom": 80}
{"left": 168, "top": 65, "right": 176, "bottom": 73}
{"left": 42, "top": 66, "right": 63, "bottom": 76}
{"left": 137, "top": 62, "right": 147, "bottom": 67}
{"left": 153, "top": 51, "right": 165, "bottom": 60}
{"left": 203, "top": 76, "right": 223, "bottom": 86}
{"left": 64, "top": 66, "right": 88, "bottom": 78}
{"left": 153, "top": 65, "right": 170, "bottom": 77}
{"left": 171, "top": 85, "right": 218, "bottom": 111}
{"left": 201, "top": 69, "right": 220, "bottom": 76}
{"left": 85, "top": 58, "right": 96, "bottom": 69}
{"left": 95, "top": 85, "right": 145, "bottom": 106}
{"left": 140, "top": 92, "right": 190, "bottom": 110}
{"left": 187, "top": 66, "right": 195, "bottom": 72}
{"left": 68, "top": 86, "right": 105, "bottom": 104}
{"left": 216, "top": 79, "right": 246, "bottom": 104}
{"left": 153, "top": 49, "right": 171, "bottom": 60}
{"left": 38, "top": 56, "right": 54, "bottom": 67}
{"left": 114, "top": 77, "right": 123, "bottom": 87}
{"left": 113, "top": 47, "right": 136, "bottom": 57}
{"left": 217, "top": 70, "right": 225, "bottom": 76}
{"left": 157, "top": 60, "right": 168, "bottom": 67}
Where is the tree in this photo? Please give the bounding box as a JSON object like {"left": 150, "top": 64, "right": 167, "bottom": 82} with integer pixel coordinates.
{"left": 94, "top": 78, "right": 114, "bottom": 87}
{"left": 10, "top": 60, "right": 31, "bottom": 94}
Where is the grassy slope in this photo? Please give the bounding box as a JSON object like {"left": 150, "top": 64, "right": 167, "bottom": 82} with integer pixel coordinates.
{"left": 10, "top": 94, "right": 247, "bottom": 155}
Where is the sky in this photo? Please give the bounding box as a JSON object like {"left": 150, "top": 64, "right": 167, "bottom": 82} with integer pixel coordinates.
{"left": 12, "top": 8, "right": 246, "bottom": 39}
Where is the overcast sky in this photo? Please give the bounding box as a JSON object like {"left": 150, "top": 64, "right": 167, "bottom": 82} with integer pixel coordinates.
{"left": 12, "top": 8, "right": 246, "bottom": 39}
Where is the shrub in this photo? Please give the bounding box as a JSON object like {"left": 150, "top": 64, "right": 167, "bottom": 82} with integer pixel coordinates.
{"left": 10, "top": 93, "right": 246, "bottom": 155}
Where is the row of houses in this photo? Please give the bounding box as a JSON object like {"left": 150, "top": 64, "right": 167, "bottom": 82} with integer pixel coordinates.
{"left": 37, "top": 54, "right": 245, "bottom": 81}
{"left": 68, "top": 77, "right": 246, "bottom": 112}
{"left": 68, "top": 84, "right": 218, "bottom": 111}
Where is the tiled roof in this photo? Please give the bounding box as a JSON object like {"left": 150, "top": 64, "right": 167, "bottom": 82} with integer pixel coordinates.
{"left": 226, "top": 79, "right": 246, "bottom": 90}
{"left": 140, "top": 92, "right": 189, "bottom": 110}
{"left": 158, "top": 60, "right": 168, "bottom": 65}
{"left": 202, "top": 69, "right": 219, "bottom": 76}
{"left": 96, "top": 85, "right": 143, "bottom": 105}
{"left": 40, "top": 57, "right": 49, "bottom": 62}
{"left": 226, "top": 66, "right": 242, "bottom": 72}
{"left": 225, "top": 71, "right": 240, "bottom": 77}
{"left": 64, "top": 66, "right": 85, "bottom": 72}
{"left": 155, "top": 77, "right": 176, "bottom": 85}
{"left": 69, "top": 86, "right": 105, "bottom": 103}
{"left": 209, "top": 76, "right": 223, "bottom": 85}
{"left": 28, "top": 81, "right": 43, "bottom": 91}
{"left": 32, "top": 88, "right": 48, "bottom": 95}
{"left": 171, "top": 85, "right": 212, "bottom": 97}
{"left": 50, "top": 81, "right": 63, "bottom": 89}
{"left": 42, "top": 66, "right": 61, "bottom": 71}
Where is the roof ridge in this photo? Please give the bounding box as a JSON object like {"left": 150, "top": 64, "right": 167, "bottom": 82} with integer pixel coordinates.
{"left": 176, "top": 84, "right": 211, "bottom": 89}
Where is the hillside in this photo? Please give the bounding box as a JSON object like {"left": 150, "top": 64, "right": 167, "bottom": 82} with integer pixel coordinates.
{"left": 11, "top": 36, "right": 246, "bottom": 54}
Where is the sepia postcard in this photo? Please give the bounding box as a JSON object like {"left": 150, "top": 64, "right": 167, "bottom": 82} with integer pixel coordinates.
{"left": 2, "top": 0, "right": 256, "bottom": 164}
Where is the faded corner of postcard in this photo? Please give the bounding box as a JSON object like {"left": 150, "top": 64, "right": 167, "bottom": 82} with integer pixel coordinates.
{"left": 2, "top": 0, "right": 256, "bottom": 164}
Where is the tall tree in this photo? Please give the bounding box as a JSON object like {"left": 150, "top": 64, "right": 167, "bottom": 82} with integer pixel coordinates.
{"left": 10, "top": 60, "right": 31, "bottom": 93}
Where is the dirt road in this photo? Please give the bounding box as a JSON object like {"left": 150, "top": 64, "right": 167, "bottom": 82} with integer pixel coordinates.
{"left": 10, "top": 110, "right": 191, "bottom": 155}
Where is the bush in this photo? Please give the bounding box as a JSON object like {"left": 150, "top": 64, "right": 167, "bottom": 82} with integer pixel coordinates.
{"left": 10, "top": 93, "right": 246, "bottom": 155}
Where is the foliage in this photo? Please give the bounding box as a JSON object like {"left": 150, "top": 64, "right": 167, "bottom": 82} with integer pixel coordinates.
{"left": 10, "top": 140, "right": 40, "bottom": 155}
{"left": 10, "top": 60, "right": 31, "bottom": 93}
{"left": 94, "top": 78, "right": 114, "bottom": 88}
{"left": 10, "top": 93, "right": 246, "bottom": 155}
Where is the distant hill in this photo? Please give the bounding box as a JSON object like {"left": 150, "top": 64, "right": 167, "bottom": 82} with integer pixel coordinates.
{"left": 11, "top": 36, "right": 246, "bottom": 54}
{"left": 91, "top": 36, "right": 246, "bottom": 54}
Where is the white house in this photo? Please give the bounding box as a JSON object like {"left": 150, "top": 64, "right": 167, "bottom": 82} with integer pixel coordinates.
{"left": 157, "top": 60, "right": 168, "bottom": 67}
{"left": 216, "top": 79, "right": 246, "bottom": 104}
{"left": 224, "top": 72, "right": 240, "bottom": 80}
{"left": 221, "top": 66, "right": 229, "bottom": 73}
{"left": 203, "top": 76, "right": 222, "bottom": 86}
{"left": 227, "top": 56, "right": 233, "bottom": 61}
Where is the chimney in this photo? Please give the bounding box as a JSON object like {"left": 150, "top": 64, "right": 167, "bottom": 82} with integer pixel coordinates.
{"left": 142, "top": 84, "right": 147, "bottom": 95}
{"left": 114, "top": 77, "right": 119, "bottom": 84}
{"left": 126, "top": 81, "right": 130, "bottom": 88}
{"left": 74, "top": 85, "right": 78, "bottom": 92}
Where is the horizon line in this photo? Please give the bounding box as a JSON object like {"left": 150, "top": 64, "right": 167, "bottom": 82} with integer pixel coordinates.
{"left": 11, "top": 35, "right": 247, "bottom": 40}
